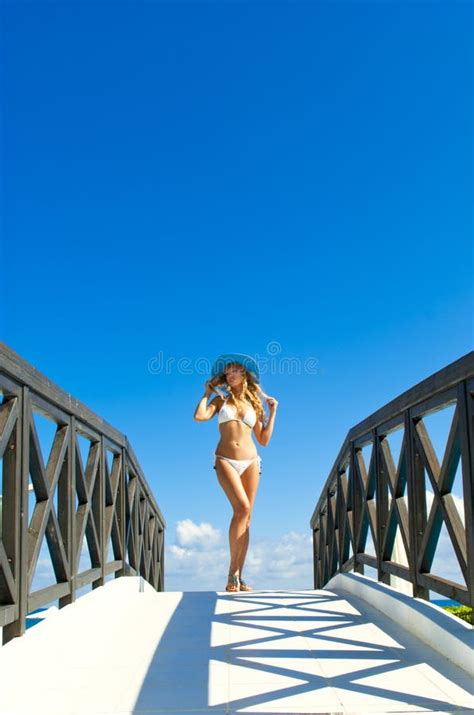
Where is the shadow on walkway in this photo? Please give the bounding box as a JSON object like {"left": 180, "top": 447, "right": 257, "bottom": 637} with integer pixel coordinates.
{"left": 131, "top": 589, "right": 472, "bottom": 713}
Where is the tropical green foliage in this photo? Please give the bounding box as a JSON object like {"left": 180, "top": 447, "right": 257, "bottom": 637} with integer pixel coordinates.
{"left": 444, "top": 605, "right": 472, "bottom": 624}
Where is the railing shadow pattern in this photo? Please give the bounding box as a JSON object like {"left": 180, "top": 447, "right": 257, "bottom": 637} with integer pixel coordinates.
{"left": 310, "top": 352, "right": 474, "bottom": 608}
{"left": 0, "top": 342, "right": 166, "bottom": 645}
{"left": 132, "top": 590, "right": 470, "bottom": 713}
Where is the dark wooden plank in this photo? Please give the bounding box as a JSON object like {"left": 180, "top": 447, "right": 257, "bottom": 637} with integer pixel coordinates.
{"left": 417, "top": 572, "right": 469, "bottom": 604}
{"left": 115, "top": 446, "right": 127, "bottom": 578}
{"left": 28, "top": 582, "right": 70, "bottom": 613}
{"left": 0, "top": 539, "right": 16, "bottom": 605}
{"left": 357, "top": 553, "right": 377, "bottom": 568}
{"left": 29, "top": 391, "right": 70, "bottom": 429}
{"left": 405, "top": 409, "right": 429, "bottom": 600}
{"left": 312, "top": 530, "right": 318, "bottom": 589}
{"left": 59, "top": 414, "right": 76, "bottom": 609}
{"left": 0, "top": 397, "right": 18, "bottom": 457}
{"left": 341, "top": 555, "right": 355, "bottom": 573}
{"left": 381, "top": 560, "right": 411, "bottom": 581}
{"left": 104, "top": 560, "right": 123, "bottom": 575}
{"left": 75, "top": 567, "right": 102, "bottom": 589}
{"left": 0, "top": 604, "right": 17, "bottom": 627}
{"left": 159, "top": 527, "right": 165, "bottom": 591}
{"left": 92, "top": 436, "right": 106, "bottom": 590}
{"left": 377, "top": 413, "right": 406, "bottom": 438}
{"left": 351, "top": 441, "right": 364, "bottom": 575}
{"left": 411, "top": 385, "right": 458, "bottom": 420}
{"left": 3, "top": 386, "right": 30, "bottom": 645}
{"left": 375, "top": 429, "right": 390, "bottom": 584}
{"left": 458, "top": 379, "right": 474, "bottom": 610}
{"left": 0, "top": 403, "right": 20, "bottom": 607}
{"left": 353, "top": 431, "right": 373, "bottom": 450}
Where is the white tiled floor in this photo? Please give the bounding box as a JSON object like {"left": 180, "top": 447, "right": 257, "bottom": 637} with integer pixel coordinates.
{"left": 0, "top": 578, "right": 472, "bottom": 714}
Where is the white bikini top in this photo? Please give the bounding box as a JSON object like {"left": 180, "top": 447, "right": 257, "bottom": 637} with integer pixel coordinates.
{"left": 218, "top": 397, "right": 257, "bottom": 429}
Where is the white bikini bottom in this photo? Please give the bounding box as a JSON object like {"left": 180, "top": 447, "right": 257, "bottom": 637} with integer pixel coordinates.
{"left": 213, "top": 451, "right": 262, "bottom": 477}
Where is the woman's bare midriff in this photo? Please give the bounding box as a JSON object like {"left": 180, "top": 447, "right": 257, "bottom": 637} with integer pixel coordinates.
{"left": 216, "top": 421, "right": 258, "bottom": 460}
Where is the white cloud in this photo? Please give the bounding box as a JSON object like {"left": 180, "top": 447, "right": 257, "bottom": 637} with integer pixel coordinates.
{"left": 175, "top": 519, "right": 222, "bottom": 550}
{"left": 165, "top": 522, "right": 314, "bottom": 592}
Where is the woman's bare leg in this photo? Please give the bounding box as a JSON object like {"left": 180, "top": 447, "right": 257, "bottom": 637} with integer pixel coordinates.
{"left": 238, "top": 461, "right": 261, "bottom": 579}
{"left": 238, "top": 528, "right": 250, "bottom": 577}
{"left": 215, "top": 458, "right": 251, "bottom": 576}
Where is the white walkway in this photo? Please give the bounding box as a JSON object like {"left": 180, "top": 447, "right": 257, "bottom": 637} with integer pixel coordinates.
{"left": 0, "top": 577, "right": 472, "bottom": 714}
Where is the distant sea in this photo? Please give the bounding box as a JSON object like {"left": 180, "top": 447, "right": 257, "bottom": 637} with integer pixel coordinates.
{"left": 25, "top": 606, "right": 57, "bottom": 630}
{"left": 431, "top": 599, "right": 462, "bottom": 608}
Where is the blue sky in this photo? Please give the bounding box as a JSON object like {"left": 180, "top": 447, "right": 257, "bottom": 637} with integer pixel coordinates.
{"left": 0, "top": 1, "right": 472, "bottom": 593}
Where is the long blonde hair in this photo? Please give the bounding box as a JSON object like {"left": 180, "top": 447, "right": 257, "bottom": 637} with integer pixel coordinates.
{"left": 214, "top": 363, "right": 266, "bottom": 423}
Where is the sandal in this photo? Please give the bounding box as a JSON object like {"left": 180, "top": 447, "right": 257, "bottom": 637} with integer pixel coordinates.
{"left": 226, "top": 573, "right": 240, "bottom": 592}
{"left": 239, "top": 578, "right": 252, "bottom": 592}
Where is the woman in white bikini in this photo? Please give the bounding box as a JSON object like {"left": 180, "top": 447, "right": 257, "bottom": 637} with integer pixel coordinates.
{"left": 193, "top": 353, "right": 278, "bottom": 593}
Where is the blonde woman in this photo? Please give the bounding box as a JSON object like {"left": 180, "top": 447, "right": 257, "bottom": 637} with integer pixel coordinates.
{"left": 193, "top": 353, "right": 278, "bottom": 592}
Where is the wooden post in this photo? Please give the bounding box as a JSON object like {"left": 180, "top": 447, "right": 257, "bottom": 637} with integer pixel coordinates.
{"left": 405, "top": 408, "right": 429, "bottom": 600}
{"left": 3, "top": 386, "right": 29, "bottom": 643}
{"left": 458, "top": 378, "right": 474, "bottom": 610}
{"left": 351, "top": 441, "right": 364, "bottom": 575}
{"left": 374, "top": 428, "right": 390, "bottom": 584}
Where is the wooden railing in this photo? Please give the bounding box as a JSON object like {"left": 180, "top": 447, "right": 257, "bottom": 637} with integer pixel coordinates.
{"left": 310, "top": 352, "right": 474, "bottom": 609}
{"left": 0, "top": 342, "right": 166, "bottom": 645}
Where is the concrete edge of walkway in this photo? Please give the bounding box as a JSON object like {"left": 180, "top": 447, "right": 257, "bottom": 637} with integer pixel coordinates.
{"left": 325, "top": 572, "right": 473, "bottom": 678}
